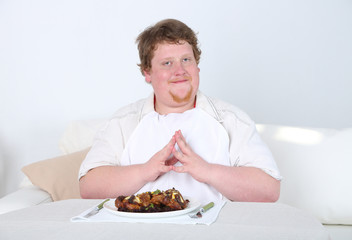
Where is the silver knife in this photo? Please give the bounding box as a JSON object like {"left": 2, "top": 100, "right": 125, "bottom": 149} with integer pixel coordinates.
{"left": 83, "top": 199, "right": 110, "bottom": 218}
{"left": 189, "top": 202, "right": 214, "bottom": 218}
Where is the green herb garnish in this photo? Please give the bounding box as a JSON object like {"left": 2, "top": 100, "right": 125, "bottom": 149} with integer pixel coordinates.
{"left": 152, "top": 189, "right": 161, "bottom": 195}
{"left": 146, "top": 203, "right": 154, "bottom": 210}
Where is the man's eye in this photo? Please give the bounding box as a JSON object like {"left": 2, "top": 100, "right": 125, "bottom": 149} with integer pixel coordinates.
{"left": 183, "top": 58, "right": 194, "bottom": 63}
{"left": 163, "top": 61, "right": 171, "bottom": 66}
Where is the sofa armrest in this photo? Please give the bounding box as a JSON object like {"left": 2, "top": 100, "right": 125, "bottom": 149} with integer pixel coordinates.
{"left": 0, "top": 186, "right": 53, "bottom": 214}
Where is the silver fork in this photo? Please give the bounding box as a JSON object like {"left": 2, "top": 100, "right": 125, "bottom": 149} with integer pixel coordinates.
{"left": 189, "top": 202, "right": 214, "bottom": 218}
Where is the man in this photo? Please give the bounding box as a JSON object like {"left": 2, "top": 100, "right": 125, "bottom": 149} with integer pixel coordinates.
{"left": 79, "top": 19, "right": 281, "bottom": 203}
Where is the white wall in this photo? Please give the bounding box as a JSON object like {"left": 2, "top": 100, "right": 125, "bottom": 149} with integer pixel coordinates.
{"left": 0, "top": 0, "right": 351, "bottom": 197}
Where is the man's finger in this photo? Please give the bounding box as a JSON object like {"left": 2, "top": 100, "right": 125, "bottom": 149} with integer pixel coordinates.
{"left": 172, "top": 165, "right": 185, "bottom": 173}
{"left": 172, "top": 148, "right": 185, "bottom": 162}
{"left": 175, "top": 131, "right": 191, "bottom": 155}
{"left": 177, "top": 130, "right": 186, "bottom": 142}
{"left": 160, "top": 165, "right": 173, "bottom": 173}
{"left": 161, "top": 136, "right": 176, "bottom": 157}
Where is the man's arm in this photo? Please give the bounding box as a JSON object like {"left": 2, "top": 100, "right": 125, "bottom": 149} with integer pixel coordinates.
{"left": 172, "top": 130, "right": 280, "bottom": 202}
{"left": 80, "top": 164, "right": 146, "bottom": 199}
{"left": 79, "top": 136, "right": 177, "bottom": 199}
{"left": 205, "top": 165, "right": 280, "bottom": 202}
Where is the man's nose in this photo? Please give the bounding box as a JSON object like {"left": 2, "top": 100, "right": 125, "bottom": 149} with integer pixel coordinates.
{"left": 174, "top": 61, "right": 186, "bottom": 76}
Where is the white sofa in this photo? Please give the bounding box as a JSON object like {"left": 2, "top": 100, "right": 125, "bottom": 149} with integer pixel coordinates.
{"left": 0, "top": 120, "right": 351, "bottom": 239}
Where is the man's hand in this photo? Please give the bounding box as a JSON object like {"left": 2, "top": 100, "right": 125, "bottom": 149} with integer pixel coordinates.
{"left": 172, "top": 130, "right": 212, "bottom": 183}
{"left": 143, "top": 135, "right": 178, "bottom": 182}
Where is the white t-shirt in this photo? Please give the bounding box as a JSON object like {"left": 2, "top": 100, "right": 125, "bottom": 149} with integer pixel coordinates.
{"left": 120, "top": 108, "right": 230, "bottom": 204}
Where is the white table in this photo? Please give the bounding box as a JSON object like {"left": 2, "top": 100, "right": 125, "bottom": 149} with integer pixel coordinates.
{"left": 0, "top": 199, "right": 330, "bottom": 240}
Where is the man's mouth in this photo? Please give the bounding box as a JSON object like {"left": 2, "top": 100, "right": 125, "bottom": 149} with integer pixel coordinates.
{"left": 168, "top": 77, "right": 191, "bottom": 84}
{"left": 171, "top": 80, "right": 187, "bottom": 84}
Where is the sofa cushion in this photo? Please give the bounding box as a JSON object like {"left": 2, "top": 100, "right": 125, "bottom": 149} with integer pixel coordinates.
{"left": 22, "top": 148, "right": 90, "bottom": 201}
{"left": 59, "top": 119, "right": 106, "bottom": 154}
{"left": 257, "top": 124, "right": 352, "bottom": 225}
{"left": 0, "top": 186, "right": 52, "bottom": 214}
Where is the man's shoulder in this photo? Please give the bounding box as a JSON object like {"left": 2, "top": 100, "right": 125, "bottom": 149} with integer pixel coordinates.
{"left": 110, "top": 97, "right": 149, "bottom": 120}
{"left": 201, "top": 93, "right": 254, "bottom": 127}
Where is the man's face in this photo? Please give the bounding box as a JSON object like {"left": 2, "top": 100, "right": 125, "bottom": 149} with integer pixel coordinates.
{"left": 144, "top": 41, "right": 200, "bottom": 114}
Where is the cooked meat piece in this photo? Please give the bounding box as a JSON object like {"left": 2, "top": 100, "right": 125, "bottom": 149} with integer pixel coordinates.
{"left": 115, "top": 195, "right": 125, "bottom": 209}
{"left": 137, "top": 192, "right": 152, "bottom": 207}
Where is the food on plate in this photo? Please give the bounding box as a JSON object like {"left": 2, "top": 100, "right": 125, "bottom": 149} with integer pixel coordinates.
{"left": 115, "top": 188, "right": 189, "bottom": 213}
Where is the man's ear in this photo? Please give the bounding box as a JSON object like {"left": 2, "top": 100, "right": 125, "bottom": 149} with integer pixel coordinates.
{"left": 144, "top": 70, "right": 152, "bottom": 83}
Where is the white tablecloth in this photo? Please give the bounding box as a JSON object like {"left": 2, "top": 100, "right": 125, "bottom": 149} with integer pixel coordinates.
{"left": 0, "top": 199, "right": 330, "bottom": 240}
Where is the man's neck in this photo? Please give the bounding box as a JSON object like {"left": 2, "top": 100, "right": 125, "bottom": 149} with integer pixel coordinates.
{"left": 154, "top": 95, "right": 196, "bottom": 115}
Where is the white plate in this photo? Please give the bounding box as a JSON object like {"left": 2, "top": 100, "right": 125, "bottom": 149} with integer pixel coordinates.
{"left": 104, "top": 197, "right": 200, "bottom": 218}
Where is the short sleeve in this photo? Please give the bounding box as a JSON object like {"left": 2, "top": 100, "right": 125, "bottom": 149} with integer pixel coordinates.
{"left": 218, "top": 102, "right": 282, "bottom": 181}
{"left": 237, "top": 124, "right": 282, "bottom": 180}
{"left": 78, "top": 119, "right": 125, "bottom": 179}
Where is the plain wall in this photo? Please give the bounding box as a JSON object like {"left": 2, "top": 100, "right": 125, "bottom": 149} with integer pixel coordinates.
{"left": 0, "top": 0, "right": 351, "bottom": 197}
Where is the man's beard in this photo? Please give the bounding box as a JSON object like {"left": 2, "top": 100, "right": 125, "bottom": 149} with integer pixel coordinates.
{"left": 169, "top": 85, "right": 193, "bottom": 103}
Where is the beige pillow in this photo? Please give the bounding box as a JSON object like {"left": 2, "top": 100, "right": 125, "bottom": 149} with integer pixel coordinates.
{"left": 22, "top": 148, "right": 90, "bottom": 201}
